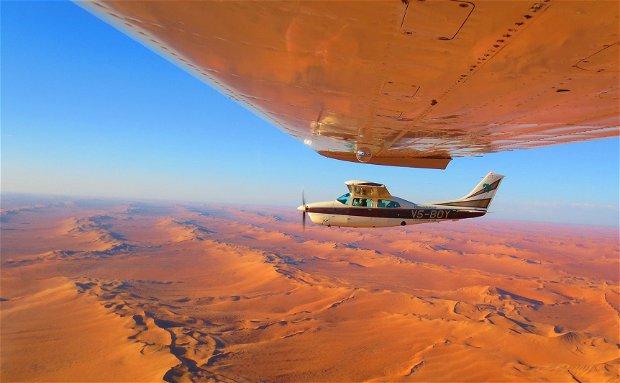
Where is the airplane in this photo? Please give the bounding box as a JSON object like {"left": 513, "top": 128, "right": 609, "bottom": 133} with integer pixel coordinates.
{"left": 79, "top": 2, "right": 618, "bottom": 169}
{"left": 298, "top": 172, "right": 503, "bottom": 228}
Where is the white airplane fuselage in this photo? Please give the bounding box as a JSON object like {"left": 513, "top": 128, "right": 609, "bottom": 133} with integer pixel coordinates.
{"left": 299, "top": 197, "right": 485, "bottom": 228}
{"left": 298, "top": 172, "right": 504, "bottom": 228}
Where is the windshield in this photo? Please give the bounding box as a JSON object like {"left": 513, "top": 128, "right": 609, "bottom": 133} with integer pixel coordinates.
{"left": 336, "top": 193, "right": 350, "bottom": 205}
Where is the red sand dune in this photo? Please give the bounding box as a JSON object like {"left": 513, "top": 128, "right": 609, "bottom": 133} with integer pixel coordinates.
{"left": 1, "top": 196, "right": 618, "bottom": 382}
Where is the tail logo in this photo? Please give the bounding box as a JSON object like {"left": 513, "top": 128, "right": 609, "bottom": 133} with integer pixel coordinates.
{"left": 467, "top": 179, "right": 501, "bottom": 199}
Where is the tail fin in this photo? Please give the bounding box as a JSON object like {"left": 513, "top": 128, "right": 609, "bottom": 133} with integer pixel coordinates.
{"left": 433, "top": 172, "right": 504, "bottom": 209}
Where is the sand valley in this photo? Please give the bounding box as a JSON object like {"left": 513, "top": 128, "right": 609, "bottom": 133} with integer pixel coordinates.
{"left": 1, "top": 194, "right": 618, "bottom": 382}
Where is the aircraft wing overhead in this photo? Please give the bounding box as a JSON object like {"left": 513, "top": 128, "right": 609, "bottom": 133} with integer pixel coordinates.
{"left": 80, "top": 1, "right": 619, "bottom": 169}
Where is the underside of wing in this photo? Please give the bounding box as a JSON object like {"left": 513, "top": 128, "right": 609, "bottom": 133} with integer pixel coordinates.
{"left": 346, "top": 180, "right": 392, "bottom": 199}
{"left": 80, "top": 1, "right": 619, "bottom": 169}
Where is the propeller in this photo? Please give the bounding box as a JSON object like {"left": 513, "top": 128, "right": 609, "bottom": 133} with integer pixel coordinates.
{"left": 301, "top": 191, "right": 307, "bottom": 231}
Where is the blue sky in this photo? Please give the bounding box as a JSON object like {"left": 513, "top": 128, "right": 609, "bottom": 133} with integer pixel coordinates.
{"left": 2, "top": 1, "right": 618, "bottom": 226}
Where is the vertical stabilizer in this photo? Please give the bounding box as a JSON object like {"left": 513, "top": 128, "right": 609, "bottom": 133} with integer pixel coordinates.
{"left": 433, "top": 172, "right": 504, "bottom": 209}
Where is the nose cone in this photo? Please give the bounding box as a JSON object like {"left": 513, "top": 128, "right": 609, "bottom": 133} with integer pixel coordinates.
{"left": 297, "top": 205, "right": 305, "bottom": 212}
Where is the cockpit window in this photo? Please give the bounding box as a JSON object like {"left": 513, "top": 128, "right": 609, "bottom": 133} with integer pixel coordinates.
{"left": 377, "top": 199, "right": 401, "bottom": 208}
{"left": 337, "top": 193, "right": 350, "bottom": 205}
{"left": 352, "top": 198, "right": 373, "bottom": 207}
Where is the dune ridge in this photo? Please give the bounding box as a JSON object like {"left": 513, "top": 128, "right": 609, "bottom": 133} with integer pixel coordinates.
{"left": 0, "top": 277, "right": 178, "bottom": 382}
{"left": 1, "top": 198, "right": 618, "bottom": 382}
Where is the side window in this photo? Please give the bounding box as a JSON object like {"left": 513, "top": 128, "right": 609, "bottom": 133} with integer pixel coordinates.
{"left": 337, "top": 193, "right": 350, "bottom": 205}
{"left": 378, "top": 199, "right": 401, "bottom": 208}
{"left": 352, "top": 198, "right": 372, "bottom": 207}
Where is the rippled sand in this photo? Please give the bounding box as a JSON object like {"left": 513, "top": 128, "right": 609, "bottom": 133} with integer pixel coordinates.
{"left": 1, "top": 195, "right": 618, "bottom": 382}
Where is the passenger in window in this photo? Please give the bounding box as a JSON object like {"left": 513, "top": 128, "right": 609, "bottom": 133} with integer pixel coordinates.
{"left": 352, "top": 198, "right": 372, "bottom": 207}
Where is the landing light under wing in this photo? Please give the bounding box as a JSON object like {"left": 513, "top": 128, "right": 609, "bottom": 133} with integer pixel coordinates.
{"left": 80, "top": 1, "right": 619, "bottom": 169}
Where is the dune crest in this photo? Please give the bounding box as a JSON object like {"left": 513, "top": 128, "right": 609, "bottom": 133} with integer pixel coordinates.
{"left": 1, "top": 277, "right": 177, "bottom": 382}
{"left": 1, "top": 198, "right": 618, "bottom": 382}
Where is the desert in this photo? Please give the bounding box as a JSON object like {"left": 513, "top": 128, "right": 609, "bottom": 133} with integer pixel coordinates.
{"left": 1, "top": 194, "right": 618, "bottom": 382}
